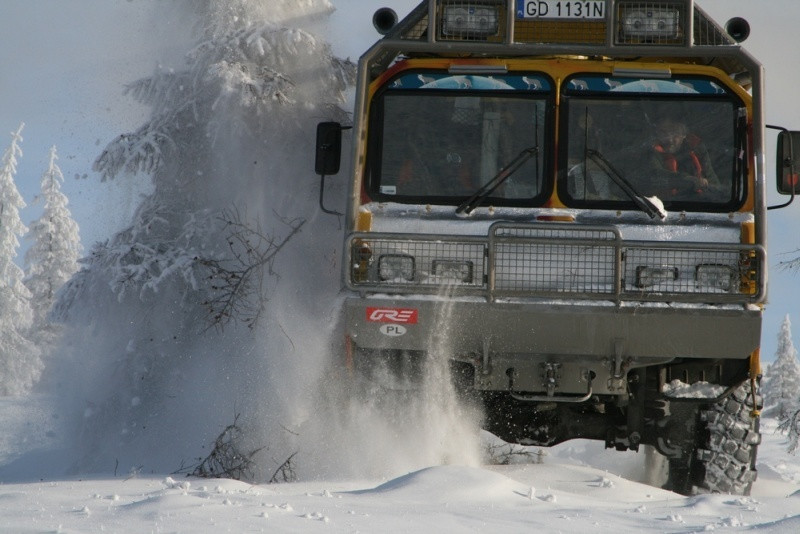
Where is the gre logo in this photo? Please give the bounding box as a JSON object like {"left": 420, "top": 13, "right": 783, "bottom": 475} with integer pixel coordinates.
{"left": 366, "top": 307, "right": 418, "bottom": 324}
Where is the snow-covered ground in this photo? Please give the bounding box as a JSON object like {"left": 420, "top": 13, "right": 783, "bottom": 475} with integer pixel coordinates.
{"left": 1, "top": 395, "right": 799, "bottom": 533}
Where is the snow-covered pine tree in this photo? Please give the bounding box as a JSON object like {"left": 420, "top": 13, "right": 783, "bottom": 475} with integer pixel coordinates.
{"left": 780, "top": 408, "right": 800, "bottom": 455}
{"left": 0, "top": 123, "right": 41, "bottom": 396}
{"left": 24, "top": 146, "right": 82, "bottom": 346}
{"left": 51, "top": 0, "right": 355, "bottom": 475}
{"left": 762, "top": 315, "right": 800, "bottom": 421}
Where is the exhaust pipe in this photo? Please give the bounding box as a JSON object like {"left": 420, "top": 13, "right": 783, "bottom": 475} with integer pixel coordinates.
{"left": 373, "top": 7, "right": 398, "bottom": 35}
{"left": 725, "top": 17, "right": 750, "bottom": 43}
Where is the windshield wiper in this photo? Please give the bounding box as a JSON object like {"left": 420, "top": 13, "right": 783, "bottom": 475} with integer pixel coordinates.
{"left": 586, "top": 149, "right": 665, "bottom": 220}
{"left": 456, "top": 145, "right": 539, "bottom": 214}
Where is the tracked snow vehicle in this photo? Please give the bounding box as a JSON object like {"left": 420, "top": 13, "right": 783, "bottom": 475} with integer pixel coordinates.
{"left": 316, "top": 0, "right": 800, "bottom": 495}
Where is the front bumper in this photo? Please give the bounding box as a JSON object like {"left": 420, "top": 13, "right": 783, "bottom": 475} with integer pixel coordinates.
{"left": 345, "top": 296, "right": 761, "bottom": 395}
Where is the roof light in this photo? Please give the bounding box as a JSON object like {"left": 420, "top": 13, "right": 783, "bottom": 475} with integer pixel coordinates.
{"left": 618, "top": 4, "right": 682, "bottom": 42}
{"left": 442, "top": 3, "right": 500, "bottom": 39}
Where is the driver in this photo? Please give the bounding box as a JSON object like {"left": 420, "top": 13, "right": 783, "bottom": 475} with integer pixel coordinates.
{"left": 648, "top": 117, "right": 720, "bottom": 197}
{"left": 395, "top": 98, "right": 479, "bottom": 196}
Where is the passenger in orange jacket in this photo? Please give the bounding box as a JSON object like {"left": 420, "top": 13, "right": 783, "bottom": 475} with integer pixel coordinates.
{"left": 648, "top": 117, "right": 720, "bottom": 198}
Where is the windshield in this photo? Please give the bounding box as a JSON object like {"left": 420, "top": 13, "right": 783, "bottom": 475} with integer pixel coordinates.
{"left": 367, "top": 72, "right": 552, "bottom": 206}
{"left": 559, "top": 75, "right": 747, "bottom": 212}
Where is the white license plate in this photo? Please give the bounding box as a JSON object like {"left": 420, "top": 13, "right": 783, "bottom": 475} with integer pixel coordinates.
{"left": 520, "top": 0, "right": 606, "bottom": 20}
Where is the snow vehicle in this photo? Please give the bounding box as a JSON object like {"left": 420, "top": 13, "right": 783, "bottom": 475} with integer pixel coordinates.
{"left": 316, "top": 0, "right": 800, "bottom": 495}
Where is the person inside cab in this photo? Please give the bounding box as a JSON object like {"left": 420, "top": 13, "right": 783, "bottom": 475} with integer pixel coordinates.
{"left": 648, "top": 116, "right": 720, "bottom": 198}
{"left": 395, "top": 97, "right": 480, "bottom": 197}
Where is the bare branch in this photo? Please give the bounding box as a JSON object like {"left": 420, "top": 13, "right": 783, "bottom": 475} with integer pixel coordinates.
{"left": 776, "top": 249, "right": 800, "bottom": 272}
{"left": 269, "top": 452, "right": 298, "bottom": 484}
{"left": 778, "top": 408, "right": 800, "bottom": 455}
{"left": 182, "top": 414, "right": 266, "bottom": 480}
{"left": 197, "top": 209, "right": 305, "bottom": 330}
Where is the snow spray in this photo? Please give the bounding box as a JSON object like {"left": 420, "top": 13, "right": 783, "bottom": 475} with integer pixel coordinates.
{"left": 35, "top": 0, "right": 482, "bottom": 481}
{"left": 294, "top": 284, "right": 483, "bottom": 481}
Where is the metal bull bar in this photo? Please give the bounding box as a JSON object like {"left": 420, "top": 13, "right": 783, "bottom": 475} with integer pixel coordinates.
{"left": 346, "top": 222, "right": 765, "bottom": 305}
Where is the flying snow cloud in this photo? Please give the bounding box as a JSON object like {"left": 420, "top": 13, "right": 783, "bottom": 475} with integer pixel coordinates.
{"left": 20, "top": 0, "right": 482, "bottom": 483}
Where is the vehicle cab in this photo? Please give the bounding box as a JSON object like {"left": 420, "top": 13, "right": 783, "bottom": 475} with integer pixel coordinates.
{"left": 315, "top": 0, "right": 800, "bottom": 495}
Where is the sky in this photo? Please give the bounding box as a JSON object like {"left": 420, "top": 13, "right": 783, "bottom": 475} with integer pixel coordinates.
{"left": 0, "top": 0, "right": 193, "bottom": 247}
{"left": 2, "top": 0, "right": 800, "bottom": 362}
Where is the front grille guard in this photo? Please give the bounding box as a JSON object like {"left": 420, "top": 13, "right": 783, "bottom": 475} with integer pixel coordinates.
{"left": 346, "top": 223, "right": 765, "bottom": 305}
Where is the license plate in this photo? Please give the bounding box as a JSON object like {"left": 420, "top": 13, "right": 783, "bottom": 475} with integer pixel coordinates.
{"left": 518, "top": 0, "right": 606, "bottom": 20}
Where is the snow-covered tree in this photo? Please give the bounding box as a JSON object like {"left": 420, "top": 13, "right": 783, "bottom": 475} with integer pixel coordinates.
{"left": 0, "top": 123, "right": 41, "bottom": 396}
{"left": 24, "top": 146, "right": 82, "bottom": 344}
{"left": 762, "top": 315, "right": 800, "bottom": 421}
{"left": 51, "top": 0, "right": 355, "bottom": 475}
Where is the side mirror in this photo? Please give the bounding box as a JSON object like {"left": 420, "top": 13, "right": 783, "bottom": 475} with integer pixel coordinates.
{"left": 315, "top": 121, "right": 342, "bottom": 176}
{"left": 776, "top": 130, "right": 800, "bottom": 195}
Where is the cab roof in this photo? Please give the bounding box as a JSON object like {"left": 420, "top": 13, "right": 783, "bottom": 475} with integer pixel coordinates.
{"left": 364, "top": 1, "right": 755, "bottom": 88}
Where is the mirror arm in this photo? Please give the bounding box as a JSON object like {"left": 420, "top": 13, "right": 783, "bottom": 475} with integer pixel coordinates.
{"left": 767, "top": 168, "right": 795, "bottom": 210}
{"left": 319, "top": 173, "right": 343, "bottom": 216}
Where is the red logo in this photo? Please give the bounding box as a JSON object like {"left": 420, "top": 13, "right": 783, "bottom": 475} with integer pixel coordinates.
{"left": 366, "top": 307, "right": 418, "bottom": 324}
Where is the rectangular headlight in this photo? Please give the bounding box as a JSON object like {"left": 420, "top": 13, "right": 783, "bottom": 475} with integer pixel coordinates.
{"left": 695, "top": 264, "right": 735, "bottom": 292}
{"left": 619, "top": 6, "right": 681, "bottom": 39}
{"left": 635, "top": 265, "right": 678, "bottom": 288}
{"left": 442, "top": 4, "right": 499, "bottom": 38}
{"left": 432, "top": 260, "right": 474, "bottom": 283}
{"left": 379, "top": 254, "right": 415, "bottom": 282}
